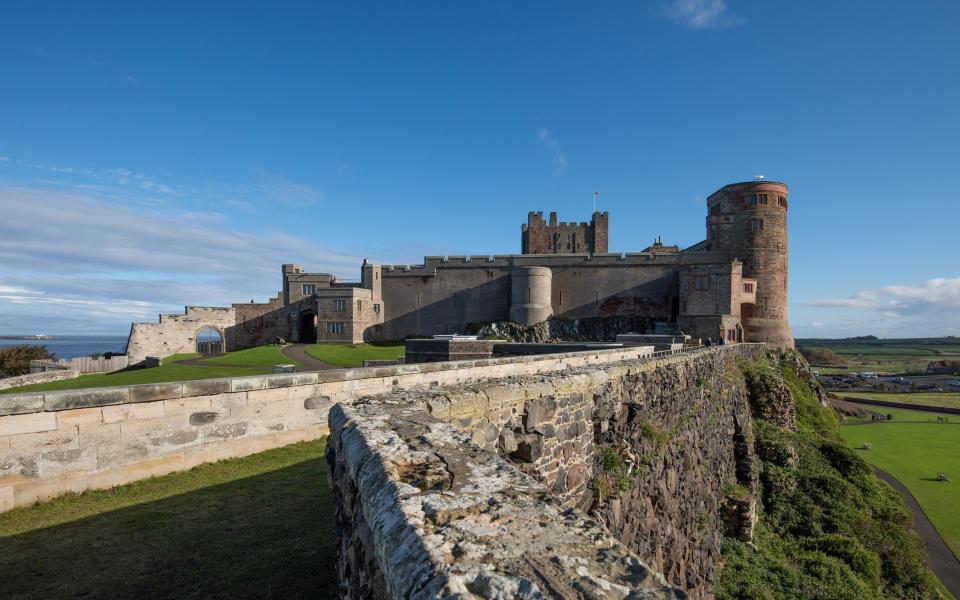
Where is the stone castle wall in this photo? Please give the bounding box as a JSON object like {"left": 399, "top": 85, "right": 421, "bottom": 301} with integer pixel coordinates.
{"left": 327, "top": 345, "right": 765, "bottom": 598}
{"left": 126, "top": 306, "right": 236, "bottom": 364}
{"left": 0, "top": 344, "right": 660, "bottom": 514}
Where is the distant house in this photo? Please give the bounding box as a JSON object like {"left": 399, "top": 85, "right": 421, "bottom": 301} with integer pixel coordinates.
{"left": 927, "top": 360, "right": 952, "bottom": 375}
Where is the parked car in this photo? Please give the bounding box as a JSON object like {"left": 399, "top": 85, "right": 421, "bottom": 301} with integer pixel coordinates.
{"left": 948, "top": 380, "right": 960, "bottom": 387}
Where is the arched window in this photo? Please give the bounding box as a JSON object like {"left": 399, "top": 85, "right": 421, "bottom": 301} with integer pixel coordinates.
{"left": 196, "top": 327, "right": 224, "bottom": 355}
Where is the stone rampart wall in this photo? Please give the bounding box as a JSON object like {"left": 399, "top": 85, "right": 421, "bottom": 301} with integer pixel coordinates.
{"left": 0, "top": 344, "right": 660, "bottom": 513}
{"left": 326, "top": 344, "right": 765, "bottom": 598}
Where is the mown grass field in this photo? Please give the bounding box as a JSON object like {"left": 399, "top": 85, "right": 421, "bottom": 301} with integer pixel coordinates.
{"left": 304, "top": 342, "right": 405, "bottom": 367}
{"left": 0, "top": 346, "right": 300, "bottom": 394}
{"left": 841, "top": 407, "right": 960, "bottom": 559}
{"left": 0, "top": 439, "right": 337, "bottom": 599}
{"left": 837, "top": 391, "right": 960, "bottom": 410}
{"left": 799, "top": 338, "right": 960, "bottom": 375}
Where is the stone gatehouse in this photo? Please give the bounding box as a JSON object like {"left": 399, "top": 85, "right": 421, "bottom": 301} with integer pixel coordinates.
{"left": 125, "top": 180, "right": 792, "bottom": 363}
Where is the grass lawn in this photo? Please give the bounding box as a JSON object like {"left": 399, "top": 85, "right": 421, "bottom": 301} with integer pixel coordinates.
{"left": 304, "top": 342, "right": 404, "bottom": 367}
{"left": 190, "top": 344, "right": 300, "bottom": 367}
{"left": 1, "top": 346, "right": 300, "bottom": 395}
{"left": 0, "top": 439, "right": 337, "bottom": 599}
{"left": 837, "top": 391, "right": 960, "bottom": 410}
{"left": 841, "top": 407, "right": 960, "bottom": 559}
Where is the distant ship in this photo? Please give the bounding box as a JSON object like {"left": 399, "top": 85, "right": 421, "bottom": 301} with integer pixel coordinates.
{"left": 22, "top": 333, "right": 52, "bottom": 340}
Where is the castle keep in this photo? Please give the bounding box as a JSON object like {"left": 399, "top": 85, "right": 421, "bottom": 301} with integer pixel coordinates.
{"left": 125, "top": 180, "right": 793, "bottom": 362}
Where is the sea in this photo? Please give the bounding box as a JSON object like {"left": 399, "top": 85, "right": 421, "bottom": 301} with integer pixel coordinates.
{"left": 0, "top": 335, "right": 128, "bottom": 359}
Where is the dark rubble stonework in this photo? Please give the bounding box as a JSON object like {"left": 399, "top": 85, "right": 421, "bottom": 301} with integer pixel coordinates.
{"left": 327, "top": 346, "right": 771, "bottom": 599}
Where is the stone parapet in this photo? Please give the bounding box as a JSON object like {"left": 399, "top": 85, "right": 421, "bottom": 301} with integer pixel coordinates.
{"left": 326, "top": 344, "right": 765, "bottom": 597}
{"left": 0, "top": 343, "right": 669, "bottom": 513}
{"left": 326, "top": 399, "right": 685, "bottom": 599}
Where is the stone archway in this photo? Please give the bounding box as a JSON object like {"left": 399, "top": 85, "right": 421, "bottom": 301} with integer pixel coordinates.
{"left": 196, "top": 326, "right": 225, "bottom": 355}
{"left": 299, "top": 312, "right": 317, "bottom": 344}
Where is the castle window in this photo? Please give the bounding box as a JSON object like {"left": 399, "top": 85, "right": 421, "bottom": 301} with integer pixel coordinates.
{"left": 777, "top": 195, "right": 787, "bottom": 208}
{"left": 327, "top": 322, "right": 345, "bottom": 334}
{"left": 747, "top": 193, "right": 768, "bottom": 205}
{"left": 333, "top": 299, "right": 347, "bottom": 312}
{"left": 751, "top": 218, "right": 764, "bottom": 233}
{"left": 357, "top": 300, "right": 362, "bottom": 311}
{"left": 743, "top": 283, "right": 754, "bottom": 293}
{"left": 302, "top": 284, "right": 316, "bottom": 295}
{"left": 693, "top": 275, "right": 710, "bottom": 291}
{"left": 373, "top": 303, "right": 380, "bottom": 314}
{"left": 709, "top": 203, "right": 721, "bottom": 215}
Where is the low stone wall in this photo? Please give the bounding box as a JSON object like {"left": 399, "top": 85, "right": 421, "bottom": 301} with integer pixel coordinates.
{"left": 0, "top": 369, "right": 79, "bottom": 391}
{"left": 327, "top": 345, "right": 765, "bottom": 598}
{"left": 0, "top": 344, "right": 659, "bottom": 513}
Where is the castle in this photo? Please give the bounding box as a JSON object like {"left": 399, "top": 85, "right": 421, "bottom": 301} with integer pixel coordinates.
{"left": 125, "top": 180, "right": 793, "bottom": 362}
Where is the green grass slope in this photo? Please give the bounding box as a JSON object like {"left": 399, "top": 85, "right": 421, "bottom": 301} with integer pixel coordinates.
{"left": 841, "top": 408, "right": 960, "bottom": 559}
{"left": 0, "top": 440, "right": 337, "bottom": 599}
{"left": 303, "top": 342, "right": 404, "bottom": 367}
{"left": 718, "top": 352, "right": 943, "bottom": 600}
{"left": 1, "top": 346, "right": 299, "bottom": 394}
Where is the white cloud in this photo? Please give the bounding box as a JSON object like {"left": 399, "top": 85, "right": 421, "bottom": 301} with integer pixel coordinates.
{"left": 663, "top": 0, "right": 743, "bottom": 30}
{"left": 537, "top": 128, "right": 568, "bottom": 176}
{"left": 0, "top": 183, "right": 361, "bottom": 333}
{"left": 807, "top": 277, "right": 960, "bottom": 314}
{"left": 256, "top": 169, "right": 322, "bottom": 207}
{"left": 123, "top": 74, "right": 139, "bottom": 86}
{"left": 797, "top": 276, "right": 960, "bottom": 338}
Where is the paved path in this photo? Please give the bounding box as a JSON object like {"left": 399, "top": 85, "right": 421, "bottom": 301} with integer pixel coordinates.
{"left": 872, "top": 467, "right": 960, "bottom": 598}
{"left": 280, "top": 344, "right": 337, "bottom": 371}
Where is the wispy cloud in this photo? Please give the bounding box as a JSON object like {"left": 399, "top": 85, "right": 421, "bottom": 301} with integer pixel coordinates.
{"left": 256, "top": 169, "right": 323, "bottom": 207}
{"left": 538, "top": 128, "right": 568, "bottom": 176}
{"left": 799, "top": 276, "right": 960, "bottom": 337}
{"left": 122, "top": 74, "right": 139, "bottom": 87}
{"left": 0, "top": 183, "right": 359, "bottom": 333}
{"left": 662, "top": 0, "right": 744, "bottom": 30}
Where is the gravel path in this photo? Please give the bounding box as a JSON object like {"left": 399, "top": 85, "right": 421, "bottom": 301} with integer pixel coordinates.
{"left": 280, "top": 344, "right": 338, "bottom": 371}
{"left": 872, "top": 467, "right": 960, "bottom": 598}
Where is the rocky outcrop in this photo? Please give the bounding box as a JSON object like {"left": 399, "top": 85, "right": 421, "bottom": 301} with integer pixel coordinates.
{"left": 474, "top": 316, "right": 659, "bottom": 343}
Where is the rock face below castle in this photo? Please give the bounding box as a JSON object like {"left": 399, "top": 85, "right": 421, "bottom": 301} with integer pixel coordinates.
{"left": 125, "top": 181, "right": 793, "bottom": 363}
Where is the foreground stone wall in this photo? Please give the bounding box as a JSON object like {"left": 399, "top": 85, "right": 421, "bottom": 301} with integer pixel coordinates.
{"left": 327, "top": 398, "right": 684, "bottom": 599}
{"left": 327, "top": 345, "right": 764, "bottom": 598}
{"left": 0, "top": 344, "right": 658, "bottom": 513}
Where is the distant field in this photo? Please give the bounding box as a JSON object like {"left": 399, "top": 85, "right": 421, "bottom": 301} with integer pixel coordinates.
{"left": 798, "top": 338, "right": 960, "bottom": 376}
{"left": 837, "top": 391, "right": 960, "bottom": 411}
{"left": 841, "top": 407, "right": 960, "bottom": 559}
{"left": 0, "top": 346, "right": 300, "bottom": 394}
{"left": 304, "top": 343, "right": 404, "bottom": 367}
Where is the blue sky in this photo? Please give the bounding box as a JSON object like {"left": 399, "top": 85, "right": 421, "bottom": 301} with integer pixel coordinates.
{"left": 1, "top": 0, "right": 958, "bottom": 338}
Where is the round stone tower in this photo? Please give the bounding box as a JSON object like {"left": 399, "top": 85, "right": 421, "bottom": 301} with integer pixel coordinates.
{"left": 706, "top": 181, "right": 793, "bottom": 347}
{"left": 510, "top": 267, "right": 553, "bottom": 325}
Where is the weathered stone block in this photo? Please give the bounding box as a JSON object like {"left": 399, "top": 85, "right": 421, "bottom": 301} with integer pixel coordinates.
{"left": 0, "top": 412, "right": 57, "bottom": 436}
{"left": 102, "top": 401, "right": 165, "bottom": 423}
{"left": 189, "top": 412, "right": 219, "bottom": 425}
{"left": 128, "top": 383, "right": 183, "bottom": 403}
{"left": 163, "top": 396, "right": 212, "bottom": 416}
{"left": 304, "top": 395, "right": 332, "bottom": 410}
{"left": 78, "top": 422, "right": 121, "bottom": 447}
{"left": 0, "top": 394, "right": 45, "bottom": 417}
{"left": 56, "top": 407, "right": 103, "bottom": 427}
{"left": 204, "top": 422, "right": 248, "bottom": 439}
{"left": 44, "top": 388, "right": 128, "bottom": 411}
{"left": 181, "top": 379, "right": 231, "bottom": 397}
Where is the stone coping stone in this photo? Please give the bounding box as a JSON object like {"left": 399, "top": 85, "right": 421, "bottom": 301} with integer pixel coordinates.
{"left": 0, "top": 344, "right": 763, "bottom": 415}
{"left": 328, "top": 398, "right": 686, "bottom": 599}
